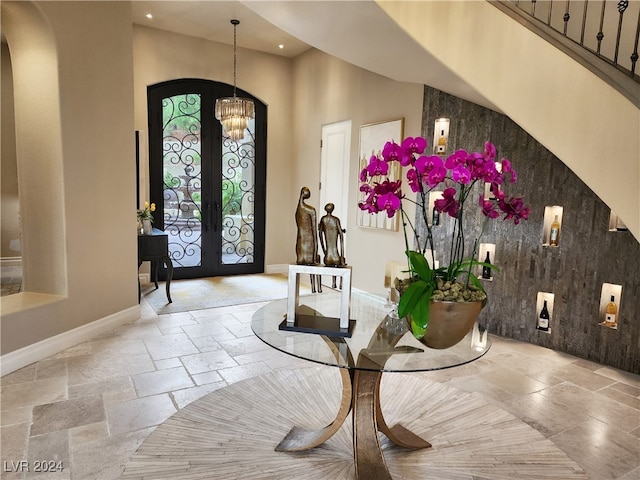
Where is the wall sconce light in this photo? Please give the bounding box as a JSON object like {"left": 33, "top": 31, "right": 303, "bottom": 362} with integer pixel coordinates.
{"left": 433, "top": 118, "right": 450, "bottom": 155}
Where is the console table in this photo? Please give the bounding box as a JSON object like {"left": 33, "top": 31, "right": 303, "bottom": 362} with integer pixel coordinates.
{"left": 251, "top": 291, "right": 490, "bottom": 479}
{"left": 138, "top": 228, "right": 173, "bottom": 303}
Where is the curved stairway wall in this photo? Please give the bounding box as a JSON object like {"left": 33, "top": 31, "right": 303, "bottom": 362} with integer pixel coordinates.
{"left": 377, "top": 0, "right": 639, "bottom": 240}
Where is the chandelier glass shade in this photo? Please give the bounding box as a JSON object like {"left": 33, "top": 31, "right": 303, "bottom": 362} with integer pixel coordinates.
{"left": 215, "top": 19, "right": 255, "bottom": 142}
{"left": 215, "top": 96, "right": 254, "bottom": 142}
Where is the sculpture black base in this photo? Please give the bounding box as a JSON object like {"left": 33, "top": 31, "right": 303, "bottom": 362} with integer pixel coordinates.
{"left": 279, "top": 314, "right": 356, "bottom": 338}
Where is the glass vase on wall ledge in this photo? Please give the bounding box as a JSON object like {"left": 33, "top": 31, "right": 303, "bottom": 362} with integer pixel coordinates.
{"left": 142, "top": 219, "right": 153, "bottom": 235}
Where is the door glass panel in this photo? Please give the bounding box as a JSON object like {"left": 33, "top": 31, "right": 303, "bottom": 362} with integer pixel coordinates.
{"left": 162, "top": 93, "right": 202, "bottom": 267}
{"left": 221, "top": 118, "right": 255, "bottom": 265}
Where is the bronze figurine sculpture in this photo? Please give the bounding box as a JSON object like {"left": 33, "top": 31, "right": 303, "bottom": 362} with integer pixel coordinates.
{"left": 319, "top": 203, "right": 346, "bottom": 267}
{"left": 295, "top": 187, "right": 321, "bottom": 292}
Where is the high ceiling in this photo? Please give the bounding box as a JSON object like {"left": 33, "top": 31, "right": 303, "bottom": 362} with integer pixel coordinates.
{"left": 131, "top": 1, "right": 312, "bottom": 58}
{"left": 131, "top": 1, "right": 497, "bottom": 110}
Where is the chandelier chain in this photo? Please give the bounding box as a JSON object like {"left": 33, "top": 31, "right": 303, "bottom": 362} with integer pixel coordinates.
{"left": 232, "top": 20, "right": 238, "bottom": 96}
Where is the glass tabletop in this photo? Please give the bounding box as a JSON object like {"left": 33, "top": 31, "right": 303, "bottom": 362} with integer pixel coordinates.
{"left": 251, "top": 290, "right": 491, "bottom": 373}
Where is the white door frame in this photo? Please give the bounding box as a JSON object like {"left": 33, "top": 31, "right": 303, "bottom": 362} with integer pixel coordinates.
{"left": 319, "top": 120, "right": 352, "bottom": 255}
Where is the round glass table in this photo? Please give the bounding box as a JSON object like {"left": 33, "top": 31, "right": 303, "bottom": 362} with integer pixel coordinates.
{"left": 251, "top": 290, "right": 491, "bottom": 480}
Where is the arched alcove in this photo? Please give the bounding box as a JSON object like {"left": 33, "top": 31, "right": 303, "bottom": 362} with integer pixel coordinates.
{"left": 0, "top": 40, "right": 22, "bottom": 295}
{"left": 1, "top": 1, "right": 67, "bottom": 297}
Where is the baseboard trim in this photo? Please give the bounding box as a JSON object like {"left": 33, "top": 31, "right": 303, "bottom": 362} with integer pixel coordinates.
{"left": 0, "top": 305, "right": 141, "bottom": 376}
{"left": 265, "top": 264, "right": 289, "bottom": 275}
{"left": 1, "top": 256, "right": 23, "bottom": 268}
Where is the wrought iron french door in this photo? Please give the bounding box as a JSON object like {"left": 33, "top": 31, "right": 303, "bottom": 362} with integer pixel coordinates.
{"left": 147, "top": 79, "right": 266, "bottom": 279}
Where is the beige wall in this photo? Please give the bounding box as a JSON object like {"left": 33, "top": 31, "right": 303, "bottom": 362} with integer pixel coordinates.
{"left": 379, "top": 0, "right": 640, "bottom": 240}
{"left": 1, "top": 1, "right": 137, "bottom": 355}
{"left": 133, "top": 25, "right": 295, "bottom": 268}
{"left": 291, "top": 49, "right": 423, "bottom": 295}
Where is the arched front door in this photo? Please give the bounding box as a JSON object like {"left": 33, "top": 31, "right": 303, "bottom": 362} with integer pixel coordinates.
{"left": 147, "top": 79, "right": 266, "bottom": 279}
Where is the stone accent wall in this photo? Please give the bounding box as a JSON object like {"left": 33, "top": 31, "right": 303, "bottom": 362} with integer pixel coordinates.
{"left": 420, "top": 86, "right": 639, "bottom": 374}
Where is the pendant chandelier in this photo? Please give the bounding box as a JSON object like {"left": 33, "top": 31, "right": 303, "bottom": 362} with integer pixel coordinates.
{"left": 215, "top": 19, "right": 255, "bottom": 142}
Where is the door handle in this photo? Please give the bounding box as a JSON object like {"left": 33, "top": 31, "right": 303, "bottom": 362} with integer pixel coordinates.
{"left": 212, "top": 202, "right": 219, "bottom": 232}
{"left": 204, "top": 202, "right": 212, "bottom": 232}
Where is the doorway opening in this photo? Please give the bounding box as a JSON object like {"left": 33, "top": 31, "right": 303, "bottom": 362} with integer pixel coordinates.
{"left": 147, "top": 79, "right": 266, "bottom": 279}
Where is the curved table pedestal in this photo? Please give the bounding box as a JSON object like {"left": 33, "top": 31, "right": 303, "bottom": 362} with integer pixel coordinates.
{"left": 276, "top": 343, "right": 430, "bottom": 479}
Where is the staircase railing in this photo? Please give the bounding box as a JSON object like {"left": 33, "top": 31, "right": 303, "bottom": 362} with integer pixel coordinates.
{"left": 492, "top": 1, "right": 639, "bottom": 106}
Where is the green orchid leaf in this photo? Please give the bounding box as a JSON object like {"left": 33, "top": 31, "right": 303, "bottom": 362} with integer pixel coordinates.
{"left": 479, "top": 262, "right": 499, "bottom": 273}
{"left": 408, "top": 289, "right": 433, "bottom": 338}
{"left": 433, "top": 267, "right": 447, "bottom": 277}
{"left": 467, "top": 272, "right": 484, "bottom": 291}
{"left": 461, "top": 258, "right": 500, "bottom": 273}
{"left": 406, "top": 250, "right": 432, "bottom": 281}
{"left": 397, "top": 279, "right": 427, "bottom": 318}
{"left": 410, "top": 315, "right": 426, "bottom": 338}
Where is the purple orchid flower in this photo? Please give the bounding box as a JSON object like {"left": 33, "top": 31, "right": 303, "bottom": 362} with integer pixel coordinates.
{"left": 445, "top": 149, "right": 469, "bottom": 169}
{"left": 499, "top": 195, "right": 529, "bottom": 224}
{"left": 483, "top": 141, "right": 497, "bottom": 161}
{"left": 426, "top": 165, "right": 447, "bottom": 188}
{"left": 400, "top": 137, "right": 427, "bottom": 166}
{"left": 479, "top": 195, "right": 499, "bottom": 219}
{"left": 501, "top": 158, "right": 518, "bottom": 183}
{"left": 382, "top": 141, "right": 402, "bottom": 163}
{"left": 434, "top": 187, "right": 460, "bottom": 218}
{"left": 377, "top": 191, "right": 402, "bottom": 217}
{"left": 366, "top": 154, "right": 389, "bottom": 177}
{"left": 452, "top": 164, "right": 471, "bottom": 184}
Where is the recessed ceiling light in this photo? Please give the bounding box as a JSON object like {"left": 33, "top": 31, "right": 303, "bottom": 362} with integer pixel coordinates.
{"left": 278, "top": 44, "right": 284, "bottom": 50}
{"left": 146, "top": 13, "right": 153, "bottom": 19}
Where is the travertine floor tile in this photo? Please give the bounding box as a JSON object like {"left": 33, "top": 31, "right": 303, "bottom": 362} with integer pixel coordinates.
{"left": 540, "top": 382, "right": 640, "bottom": 433}
{"left": 501, "top": 389, "right": 590, "bottom": 437}
{"left": 180, "top": 349, "right": 237, "bottom": 375}
{"left": 70, "top": 427, "right": 153, "bottom": 480}
{"left": 216, "top": 361, "right": 273, "bottom": 384}
{"left": 551, "top": 417, "right": 640, "bottom": 480}
{"left": 105, "top": 394, "right": 176, "bottom": 436}
{"left": 142, "top": 333, "right": 199, "bottom": 360}
{"left": 1, "top": 378, "right": 67, "bottom": 411}
{"left": 549, "top": 362, "right": 618, "bottom": 391}
{"left": 30, "top": 396, "right": 105, "bottom": 436}
{"left": 1, "top": 364, "right": 36, "bottom": 386}
{"left": 477, "top": 365, "right": 549, "bottom": 396}
{"left": 170, "top": 381, "right": 227, "bottom": 409}
{"left": 131, "top": 366, "right": 193, "bottom": 397}
{"left": 27, "top": 430, "right": 70, "bottom": 479}
{"left": 1, "top": 422, "right": 30, "bottom": 467}
{"left": 66, "top": 353, "right": 154, "bottom": 386}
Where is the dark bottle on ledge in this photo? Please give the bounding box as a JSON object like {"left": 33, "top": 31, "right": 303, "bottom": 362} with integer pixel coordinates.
{"left": 482, "top": 251, "right": 492, "bottom": 279}
{"left": 537, "top": 300, "right": 550, "bottom": 332}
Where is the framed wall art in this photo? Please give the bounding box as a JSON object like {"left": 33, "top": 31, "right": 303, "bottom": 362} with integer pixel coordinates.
{"left": 356, "top": 118, "right": 404, "bottom": 231}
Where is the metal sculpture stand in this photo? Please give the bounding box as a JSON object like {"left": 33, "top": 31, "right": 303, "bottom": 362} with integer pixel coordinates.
{"left": 285, "top": 264, "right": 352, "bottom": 334}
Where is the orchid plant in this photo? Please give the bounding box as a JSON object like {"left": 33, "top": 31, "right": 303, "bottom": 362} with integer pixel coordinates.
{"left": 358, "top": 136, "right": 529, "bottom": 338}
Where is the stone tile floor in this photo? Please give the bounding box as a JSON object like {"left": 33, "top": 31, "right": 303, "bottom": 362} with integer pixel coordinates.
{"left": 1, "top": 266, "right": 22, "bottom": 297}
{"left": 1, "top": 287, "right": 639, "bottom": 479}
